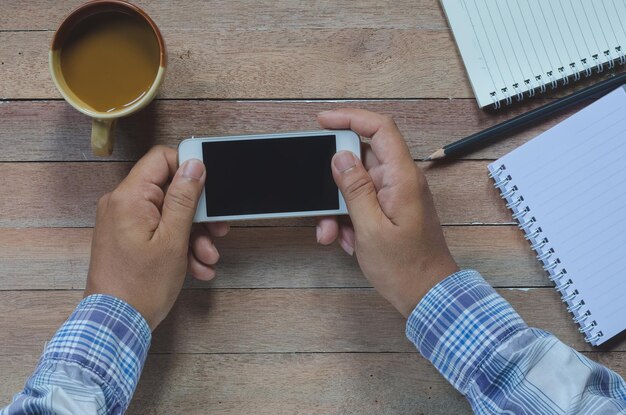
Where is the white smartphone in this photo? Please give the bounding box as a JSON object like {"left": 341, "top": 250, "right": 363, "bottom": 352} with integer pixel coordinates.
{"left": 178, "top": 130, "right": 361, "bottom": 222}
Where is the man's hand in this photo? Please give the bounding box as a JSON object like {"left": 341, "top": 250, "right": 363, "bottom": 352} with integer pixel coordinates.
{"left": 316, "top": 109, "right": 459, "bottom": 317}
{"left": 84, "top": 146, "right": 229, "bottom": 330}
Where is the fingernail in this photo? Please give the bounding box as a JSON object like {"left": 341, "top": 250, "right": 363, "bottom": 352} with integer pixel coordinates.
{"left": 182, "top": 159, "right": 205, "bottom": 180}
{"left": 334, "top": 151, "right": 357, "bottom": 173}
{"left": 318, "top": 110, "right": 332, "bottom": 116}
{"left": 339, "top": 237, "right": 354, "bottom": 256}
{"left": 316, "top": 225, "right": 322, "bottom": 243}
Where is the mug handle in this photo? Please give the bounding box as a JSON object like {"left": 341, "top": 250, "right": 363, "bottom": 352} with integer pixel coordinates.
{"left": 91, "top": 119, "right": 117, "bottom": 156}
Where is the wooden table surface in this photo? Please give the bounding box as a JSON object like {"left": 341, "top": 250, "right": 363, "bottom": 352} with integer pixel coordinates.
{"left": 1, "top": 1, "right": 625, "bottom": 414}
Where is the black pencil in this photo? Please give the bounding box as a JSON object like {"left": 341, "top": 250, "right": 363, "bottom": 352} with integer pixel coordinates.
{"left": 425, "top": 72, "right": 626, "bottom": 161}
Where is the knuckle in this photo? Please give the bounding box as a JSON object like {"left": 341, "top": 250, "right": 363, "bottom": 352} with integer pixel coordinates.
{"left": 108, "top": 189, "right": 126, "bottom": 207}
{"left": 193, "top": 235, "right": 220, "bottom": 264}
{"left": 381, "top": 115, "right": 397, "bottom": 129}
{"left": 166, "top": 188, "right": 197, "bottom": 211}
{"left": 201, "top": 251, "right": 219, "bottom": 266}
{"left": 152, "top": 144, "right": 167, "bottom": 151}
{"left": 207, "top": 245, "right": 220, "bottom": 264}
{"left": 141, "top": 182, "right": 165, "bottom": 204}
{"left": 344, "top": 176, "right": 376, "bottom": 202}
{"left": 149, "top": 144, "right": 167, "bottom": 155}
{"left": 143, "top": 145, "right": 174, "bottom": 165}
{"left": 156, "top": 144, "right": 176, "bottom": 158}
{"left": 206, "top": 268, "right": 217, "bottom": 280}
{"left": 97, "top": 193, "right": 111, "bottom": 210}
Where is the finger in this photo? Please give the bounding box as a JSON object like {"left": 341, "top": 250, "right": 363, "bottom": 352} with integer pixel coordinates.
{"left": 332, "top": 151, "right": 386, "bottom": 232}
{"left": 188, "top": 251, "right": 216, "bottom": 281}
{"left": 120, "top": 145, "right": 178, "bottom": 191}
{"left": 316, "top": 111, "right": 378, "bottom": 171}
{"left": 361, "top": 142, "right": 380, "bottom": 171}
{"left": 360, "top": 142, "right": 386, "bottom": 192}
{"left": 318, "top": 109, "right": 412, "bottom": 167}
{"left": 203, "top": 222, "right": 230, "bottom": 238}
{"left": 338, "top": 224, "right": 355, "bottom": 256}
{"left": 315, "top": 216, "right": 339, "bottom": 245}
{"left": 191, "top": 231, "right": 221, "bottom": 265}
{"left": 156, "top": 159, "right": 206, "bottom": 245}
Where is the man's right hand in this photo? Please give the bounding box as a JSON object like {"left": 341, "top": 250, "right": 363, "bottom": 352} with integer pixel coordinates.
{"left": 316, "top": 109, "right": 459, "bottom": 317}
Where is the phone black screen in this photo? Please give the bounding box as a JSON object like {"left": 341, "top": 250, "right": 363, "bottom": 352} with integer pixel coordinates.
{"left": 202, "top": 135, "right": 339, "bottom": 216}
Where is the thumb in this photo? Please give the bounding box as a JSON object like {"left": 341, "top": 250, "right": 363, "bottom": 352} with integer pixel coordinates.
{"left": 159, "top": 159, "right": 205, "bottom": 241}
{"left": 332, "top": 151, "right": 383, "bottom": 230}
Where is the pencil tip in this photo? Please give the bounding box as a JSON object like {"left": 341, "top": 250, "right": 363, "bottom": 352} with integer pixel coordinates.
{"left": 424, "top": 148, "right": 446, "bottom": 161}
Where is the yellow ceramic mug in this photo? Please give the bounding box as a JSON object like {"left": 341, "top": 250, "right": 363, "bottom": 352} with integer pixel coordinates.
{"left": 49, "top": 0, "right": 166, "bottom": 156}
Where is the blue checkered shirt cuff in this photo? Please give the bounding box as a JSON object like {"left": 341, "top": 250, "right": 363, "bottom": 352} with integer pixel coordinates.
{"left": 406, "top": 269, "right": 526, "bottom": 393}
{"left": 37, "top": 294, "right": 151, "bottom": 412}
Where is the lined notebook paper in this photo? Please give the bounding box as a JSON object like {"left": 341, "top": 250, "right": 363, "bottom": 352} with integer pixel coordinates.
{"left": 441, "top": 0, "right": 626, "bottom": 108}
{"left": 488, "top": 86, "right": 626, "bottom": 346}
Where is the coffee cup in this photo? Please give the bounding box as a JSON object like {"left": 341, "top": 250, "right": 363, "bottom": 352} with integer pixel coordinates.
{"left": 50, "top": 0, "right": 166, "bottom": 156}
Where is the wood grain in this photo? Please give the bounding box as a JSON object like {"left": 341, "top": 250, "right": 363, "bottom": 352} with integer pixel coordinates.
{"left": 0, "top": 162, "right": 131, "bottom": 228}
{"left": 0, "top": 226, "right": 544, "bottom": 290}
{"left": 129, "top": 353, "right": 471, "bottom": 415}
{"left": 125, "top": 351, "right": 626, "bottom": 414}
{"left": 2, "top": 2, "right": 624, "bottom": 414}
{"left": 3, "top": 351, "right": 624, "bottom": 415}
{"left": 1, "top": 289, "right": 624, "bottom": 355}
{"left": 0, "top": 161, "right": 510, "bottom": 227}
{"left": 0, "top": 353, "right": 471, "bottom": 415}
{"left": 0, "top": 99, "right": 588, "bottom": 162}
{"left": 1, "top": 0, "right": 449, "bottom": 31}
{"left": 0, "top": 28, "right": 470, "bottom": 99}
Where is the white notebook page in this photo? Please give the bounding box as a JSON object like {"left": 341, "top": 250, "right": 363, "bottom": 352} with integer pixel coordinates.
{"left": 442, "top": 0, "right": 626, "bottom": 108}
{"left": 489, "top": 86, "right": 626, "bottom": 345}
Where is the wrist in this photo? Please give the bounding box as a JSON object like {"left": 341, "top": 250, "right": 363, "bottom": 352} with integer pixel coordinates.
{"left": 84, "top": 282, "right": 159, "bottom": 331}
{"left": 394, "top": 255, "right": 459, "bottom": 318}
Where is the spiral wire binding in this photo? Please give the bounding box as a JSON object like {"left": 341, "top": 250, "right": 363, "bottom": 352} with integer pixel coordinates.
{"left": 490, "top": 164, "right": 603, "bottom": 344}
{"left": 489, "top": 46, "right": 626, "bottom": 109}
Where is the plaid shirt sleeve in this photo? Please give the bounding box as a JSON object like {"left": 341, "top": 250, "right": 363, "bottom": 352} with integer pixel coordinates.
{"left": 407, "top": 269, "right": 626, "bottom": 414}
{"left": 1, "top": 294, "right": 151, "bottom": 415}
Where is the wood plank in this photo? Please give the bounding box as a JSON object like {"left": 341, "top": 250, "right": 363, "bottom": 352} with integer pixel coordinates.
{"left": 3, "top": 351, "right": 625, "bottom": 414}
{"left": 0, "top": 99, "right": 588, "bottom": 162}
{"left": 0, "top": 353, "right": 470, "bottom": 415}
{"left": 1, "top": 289, "right": 624, "bottom": 355}
{"left": 0, "top": 226, "right": 544, "bottom": 290}
{"left": 0, "top": 0, "right": 448, "bottom": 31}
{"left": 0, "top": 161, "right": 510, "bottom": 227}
{"left": 0, "top": 289, "right": 414, "bottom": 355}
{"left": 0, "top": 28, "right": 470, "bottom": 99}
{"left": 0, "top": 162, "right": 131, "bottom": 228}
{"left": 126, "top": 351, "right": 626, "bottom": 414}
{"left": 130, "top": 353, "right": 471, "bottom": 415}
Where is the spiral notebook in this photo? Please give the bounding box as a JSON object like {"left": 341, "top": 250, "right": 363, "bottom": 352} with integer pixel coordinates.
{"left": 488, "top": 85, "right": 626, "bottom": 346}
{"left": 441, "top": 0, "right": 626, "bottom": 108}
